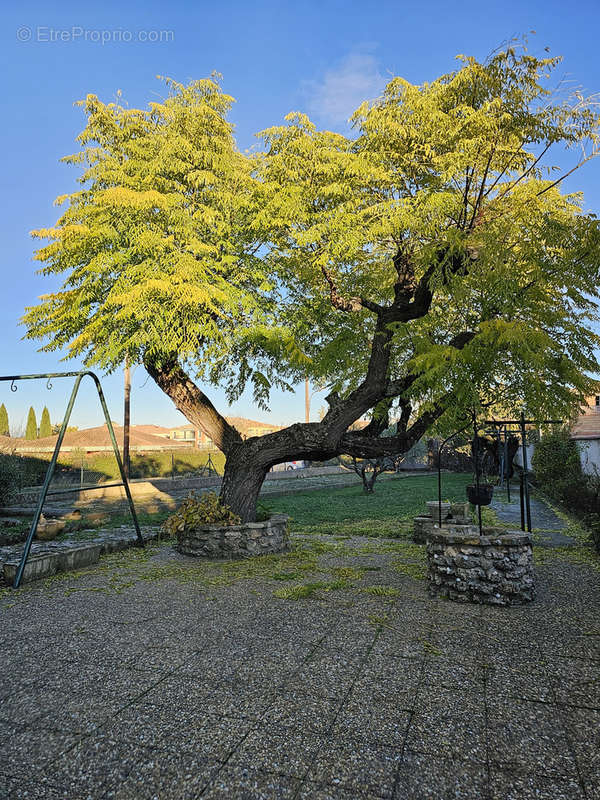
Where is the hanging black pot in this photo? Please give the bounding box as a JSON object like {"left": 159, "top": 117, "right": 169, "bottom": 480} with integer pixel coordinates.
{"left": 466, "top": 483, "right": 494, "bottom": 506}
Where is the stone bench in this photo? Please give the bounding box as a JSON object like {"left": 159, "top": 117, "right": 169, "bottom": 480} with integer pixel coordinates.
{"left": 0, "top": 527, "right": 159, "bottom": 586}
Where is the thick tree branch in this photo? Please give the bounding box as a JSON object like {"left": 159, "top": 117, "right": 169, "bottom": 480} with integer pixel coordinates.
{"left": 144, "top": 355, "right": 243, "bottom": 454}
{"left": 392, "top": 246, "right": 417, "bottom": 304}
{"left": 320, "top": 264, "right": 383, "bottom": 315}
{"left": 360, "top": 398, "right": 393, "bottom": 437}
{"left": 381, "top": 264, "right": 436, "bottom": 324}
{"left": 338, "top": 402, "right": 447, "bottom": 459}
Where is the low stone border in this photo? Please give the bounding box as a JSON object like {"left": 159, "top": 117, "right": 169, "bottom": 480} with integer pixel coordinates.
{"left": 0, "top": 527, "right": 159, "bottom": 586}
{"left": 176, "top": 515, "right": 290, "bottom": 559}
{"left": 427, "top": 527, "right": 535, "bottom": 606}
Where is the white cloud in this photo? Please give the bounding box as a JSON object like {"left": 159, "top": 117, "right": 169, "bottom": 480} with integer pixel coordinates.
{"left": 303, "top": 51, "right": 387, "bottom": 127}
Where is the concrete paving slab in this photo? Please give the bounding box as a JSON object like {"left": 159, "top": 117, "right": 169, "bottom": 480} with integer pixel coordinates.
{"left": 0, "top": 529, "right": 598, "bottom": 798}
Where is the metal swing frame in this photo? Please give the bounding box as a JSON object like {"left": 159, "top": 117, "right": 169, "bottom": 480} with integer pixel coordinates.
{"left": 1, "top": 371, "right": 144, "bottom": 589}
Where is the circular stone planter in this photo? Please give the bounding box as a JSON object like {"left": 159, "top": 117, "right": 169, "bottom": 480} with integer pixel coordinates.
{"left": 175, "top": 514, "right": 290, "bottom": 559}
{"left": 426, "top": 526, "right": 534, "bottom": 606}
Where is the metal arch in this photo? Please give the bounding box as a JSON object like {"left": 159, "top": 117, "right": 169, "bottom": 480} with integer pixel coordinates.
{"left": 436, "top": 420, "right": 471, "bottom": 529}
{"left": 437, "top": 413, "right": 563, "bottom": 536}
{"left": 0, "top": 371, "right": 144, "bottom": 589}
{"left": 481, "top": 416, "right": 562, "bottom": 533}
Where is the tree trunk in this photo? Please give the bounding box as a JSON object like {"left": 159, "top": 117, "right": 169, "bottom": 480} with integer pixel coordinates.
{"left": 220, "top": 446, "right": 269, "bottom": 522}
{"left": 362, "top": 471, "right": 376, "bottom": 494}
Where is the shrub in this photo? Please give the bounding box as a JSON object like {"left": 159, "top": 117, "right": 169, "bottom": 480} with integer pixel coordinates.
{"left": 0, "top": 404, "right": 9, "bottom": 437}
{"left": 531, "top": 427, "right": 584, "bottom": 505}
{"left": 530, "top": 426, "right": 600, "bottom": 552}
{"left": 582, "top": 513, "right": 600, "bottom": 551}
{"left": 0, "top": 452, "right": 21, "bottom": 505}
{"left": 162, "top": 491, "right": 240, "bottom": 537}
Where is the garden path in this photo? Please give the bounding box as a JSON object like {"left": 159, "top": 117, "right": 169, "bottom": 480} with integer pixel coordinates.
{"left": 490, "top": 487, "right": 577, "bottom": 548}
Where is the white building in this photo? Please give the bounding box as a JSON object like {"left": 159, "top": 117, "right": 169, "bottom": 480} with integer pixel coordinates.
{"left": 571, "top": 396, "right": 600, "bottom": 474}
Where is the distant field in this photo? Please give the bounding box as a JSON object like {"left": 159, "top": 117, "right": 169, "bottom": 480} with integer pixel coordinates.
{"left": 265, "top": 472, "right": 473, "bottom": 538}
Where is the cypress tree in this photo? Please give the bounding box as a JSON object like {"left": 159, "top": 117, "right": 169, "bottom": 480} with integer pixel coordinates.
{"left": 0, "top": 403, "right": 8, "bottom": 436}
{"left": 39, "top": 406, "right": 52, "bottom": 438}
{"left": 25, "top": 407, "right": 38, "bottom": 440}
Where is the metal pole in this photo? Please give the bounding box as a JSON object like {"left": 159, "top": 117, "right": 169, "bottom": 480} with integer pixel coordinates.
{"left": 123, "top": 362, "right": 131, "bottom": 479}
{"left": 519, "top": 472, "right": 525, "bottom": 531}
{"left": 520, "top": 411, "right": 532, "bottom": 533}
{"left": 89, "top": 373, "right": 144, "bottom": 547}
{"left": 437, "top": 440, "right": 442, "bottom": 528}
{"left": 13, "top": 375, "right": 84, "bottom": 589}
{"left": 437, "top": 424, "right": 471, "bottom": 528}
{"left": 504, "top": 425, "right": 511, "bottom": 502}
{"left": 473, "top": 417, "right": 482, "bottom": 536}
{"left": 305, "top": 379, "right": 310, "bottom": 424}
{"left": 171, "top": 452, "right": 175, "bottom": 480}
{"left": 495, "top": 428, "right": 502, "bottom": 488}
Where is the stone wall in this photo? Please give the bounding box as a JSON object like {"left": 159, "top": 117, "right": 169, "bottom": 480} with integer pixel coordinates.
{"left": 427, "top": 527, "right": 535, "bottom": 606}
{"left": 176, "top": 514, "right": 290, "bottom": 559}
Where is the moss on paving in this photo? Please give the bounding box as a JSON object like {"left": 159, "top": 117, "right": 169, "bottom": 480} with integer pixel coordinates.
{"left": 361, "top": 585, "right": 402, "bottom": 598}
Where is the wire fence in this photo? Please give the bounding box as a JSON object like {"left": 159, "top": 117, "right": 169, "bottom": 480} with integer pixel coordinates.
{"left": 1, "top": 448, "right": 224, "bottom": 495}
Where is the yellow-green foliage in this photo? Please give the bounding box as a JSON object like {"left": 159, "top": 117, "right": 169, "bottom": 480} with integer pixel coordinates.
{"left": 163, "top": 491, "right": 240, "bottom": 536}
{"left": 23, "top": 48, "right": 600, "bottom": 425}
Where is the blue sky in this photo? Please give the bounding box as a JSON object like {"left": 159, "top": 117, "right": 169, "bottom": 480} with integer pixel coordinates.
{"left": 1, "top": 0, "right": 599, "bottom": 434}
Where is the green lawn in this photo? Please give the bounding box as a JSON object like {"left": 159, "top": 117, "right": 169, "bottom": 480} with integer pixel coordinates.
{"left": 266, "top": 472, "right": 473, "bottom": 538}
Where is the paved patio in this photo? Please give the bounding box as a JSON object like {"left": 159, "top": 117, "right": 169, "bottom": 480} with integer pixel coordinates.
{"left": 1, "top": 529, "right": 599, "bottom": 799}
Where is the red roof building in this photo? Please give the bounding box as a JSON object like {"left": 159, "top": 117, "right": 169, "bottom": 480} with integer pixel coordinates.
{"left": 4, "top": 424, "right": 193, "bottom": 454}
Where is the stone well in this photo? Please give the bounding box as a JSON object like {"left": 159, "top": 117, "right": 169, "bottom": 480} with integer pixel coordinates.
{"left": 427, "top": 526, "right": 534, "bottom": 606}
{"left": 413, "top": 502, "right": 471, "bottom": 544}
{"left": 176, "top": 514, "right": 290, "bottom": 559}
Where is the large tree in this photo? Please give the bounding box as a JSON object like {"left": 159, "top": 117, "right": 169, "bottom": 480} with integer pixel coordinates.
{"left": 24, "top": 48, "right": 600, "bottom": 520}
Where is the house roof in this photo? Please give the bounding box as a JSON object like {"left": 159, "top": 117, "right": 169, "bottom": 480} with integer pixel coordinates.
{"left": 131, "top": 424, "right": 171, "bottom": 437}
{"left": 4, "top": 424, "right": 194, "bottom": 453}
{"left": 170, "top": 417, "right": 282, "bottom": 437}
{"left": 571, "top": 411, "right": 600, "bottom": 440}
